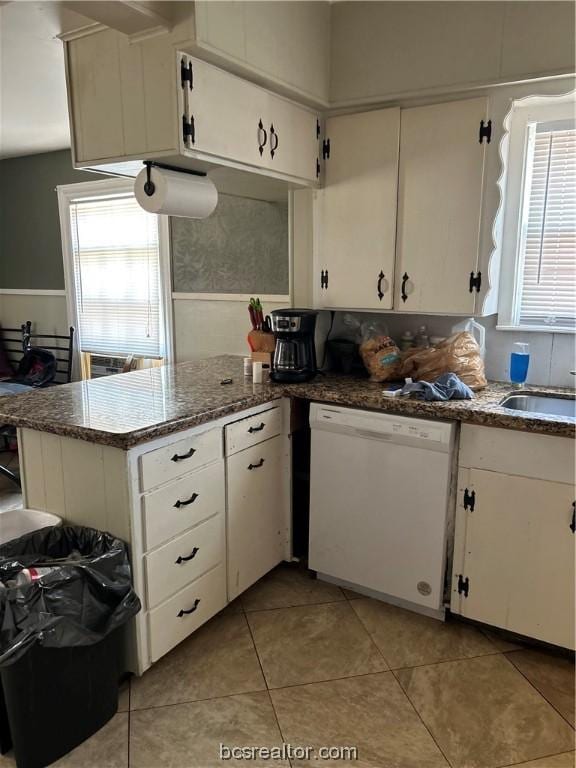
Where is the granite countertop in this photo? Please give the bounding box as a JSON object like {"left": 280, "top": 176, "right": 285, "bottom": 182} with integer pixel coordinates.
{"left": 0, "top": 355, "right": 573, "bottom": 449}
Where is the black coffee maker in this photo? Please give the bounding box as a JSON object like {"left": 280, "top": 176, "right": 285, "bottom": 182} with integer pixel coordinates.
{"left": 269, "top": 309, "right": 318, "bottom": 383}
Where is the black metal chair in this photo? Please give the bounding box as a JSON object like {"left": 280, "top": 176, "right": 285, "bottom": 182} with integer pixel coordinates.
{"left": 0, "top": 323, "right": 75, "bottom": 488}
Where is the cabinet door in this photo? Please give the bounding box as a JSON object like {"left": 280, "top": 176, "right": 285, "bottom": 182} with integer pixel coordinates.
{"left": 452, "top": 469, "right": 575, "bottom": 649}
{"left": 183, "top": 56, "right": 271, "bottom": 170}
{"left": 266, "top": 96, "right": 319, "bottom": 183}
{"left": 67, "top": 32, "right": 125, "bottom": 162}
{"left": 315, "top": 109, "right": 400, "bottom": 309}
{"left": 395, "top": 97, "right": 489, "bottom": 314}
{"left": 227, "top": 436, "right": 286, "bottom": 599}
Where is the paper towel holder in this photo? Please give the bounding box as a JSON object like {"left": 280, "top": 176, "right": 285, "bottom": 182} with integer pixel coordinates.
{"left": 143, "top": 160, "right": 207, "bottom": 198}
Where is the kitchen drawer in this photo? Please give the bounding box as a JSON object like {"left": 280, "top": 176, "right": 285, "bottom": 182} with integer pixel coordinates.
{"left": 145, "top": 514, "right": 224, "bottom": 609}
{"left": 139, "top": 427, "right": 222, "bottom": 492}
{"left": 142, "top": 460, "right": 224, "bottom": 551}
{"left": 227, "top": 435, "right": 286, "bottom": 599}
{"left": 225, "top": 406, "right": 282, "bottom": 456}
{"left": 148, "top": 563, "right": 226, "bottom": 663}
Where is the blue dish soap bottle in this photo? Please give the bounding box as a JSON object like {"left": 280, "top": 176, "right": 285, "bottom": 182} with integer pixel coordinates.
{"left": 510, "top": 343, "right": 530, "bottom": 387}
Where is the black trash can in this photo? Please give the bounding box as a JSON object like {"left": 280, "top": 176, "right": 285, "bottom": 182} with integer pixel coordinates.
{"left": 0, "top": 525, "right": 141, "bottom": 768}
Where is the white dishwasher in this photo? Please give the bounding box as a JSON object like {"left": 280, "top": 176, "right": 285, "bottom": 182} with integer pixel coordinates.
{"left": 309, "top": 403, "right": 456, "bottom": 617}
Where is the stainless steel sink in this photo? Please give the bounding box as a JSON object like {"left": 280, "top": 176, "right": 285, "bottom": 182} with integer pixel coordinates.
{"left": 499, "top": 392, "right": 576, "bottom": 418}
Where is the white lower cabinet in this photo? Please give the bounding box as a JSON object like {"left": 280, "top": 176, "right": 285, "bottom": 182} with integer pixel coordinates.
{"left": 148, "top": 564, "right": 227, "bottom": 662}
{"left": 452, "top": 426, "right": 575, "bottom": 650}
{"left": 145, "top": 513, "right": 225, "bottom": 609}
{"left": 226, "top": 435, "right": 286, "bottom": 600}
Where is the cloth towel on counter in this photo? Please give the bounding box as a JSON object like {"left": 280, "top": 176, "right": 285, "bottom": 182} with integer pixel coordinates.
{"left": 400, "top": 372, "right": 474, "bottom": 402}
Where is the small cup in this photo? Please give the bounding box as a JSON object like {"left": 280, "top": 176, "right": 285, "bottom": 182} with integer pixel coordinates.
{"left": 252, "top": 361, "right": 263, "bottom": 384}
{"left": 243, "top": 357, "right": 253, "bottom": 377}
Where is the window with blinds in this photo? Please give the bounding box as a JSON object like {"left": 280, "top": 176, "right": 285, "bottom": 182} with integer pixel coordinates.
{"left": 69, "top": 194, "right": 164, "bottom": 358}
{"left": 516, "top": 121, "right": 576, "bottom": 329}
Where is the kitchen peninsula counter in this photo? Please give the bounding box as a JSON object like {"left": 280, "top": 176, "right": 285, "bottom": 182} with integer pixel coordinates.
{"left": 0, "top": 355, "right": 573, "bottom": 448}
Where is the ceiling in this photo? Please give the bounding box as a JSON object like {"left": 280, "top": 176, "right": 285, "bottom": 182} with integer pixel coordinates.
{"left": 0, "top": 1, "right": 90, "bottom": 159}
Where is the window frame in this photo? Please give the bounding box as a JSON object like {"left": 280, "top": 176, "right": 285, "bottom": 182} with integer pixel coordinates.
{"left": 497, "top": 93, "right": 576, "bottom": 333}
{"left": 57, "top": 178, "right": 174, "bottom": 379}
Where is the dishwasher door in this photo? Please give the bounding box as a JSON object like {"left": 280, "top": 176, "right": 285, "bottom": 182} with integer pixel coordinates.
{"left": 308, "top": 404, "right": 455, "bottom": 613}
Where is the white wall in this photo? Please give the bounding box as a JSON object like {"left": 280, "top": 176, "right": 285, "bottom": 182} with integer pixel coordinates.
{"left": 172, "top": 297, "right": 290, "bottom": 362}
{"left": 0, "top": 293, "right": 68, "bottom": 336}
{"left": 330, "top": 1, "right": 575, "bottom": 106}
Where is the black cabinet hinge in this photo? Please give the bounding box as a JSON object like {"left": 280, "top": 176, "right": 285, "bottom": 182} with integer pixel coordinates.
{"left": 316, "top": 158, "right": 321, "bottom": 179}
{"left": 181, "top": 59, "right": 193, "bottom": 90}
{"left": 469, "top": 271, "right": 482, "bottom": 293}
{"left": 320, "top": 269, "right": 329, "bottom": 289}
{"left": 316, "top": 120, "right": 321, "bottom": 139}
{"left": 182, "top": 115, "right": 195, "bottom": 145}
{"left": 457, "top": 574, "right": 470, "bottom": 597}
{"left": 322, "top": 138, "right": 330, "bottom": 159}
{"left": 479, "top": 119, "right": 492, "bottom": 144}
{"left": 463, "top": 488, "right": 476, "bottom": 511}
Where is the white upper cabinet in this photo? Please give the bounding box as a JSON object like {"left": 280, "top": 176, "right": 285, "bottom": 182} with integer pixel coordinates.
{"left": 182, "top": 56, "right": 320, "bottom": 184}
{"left": 193, "top": 1, "right": 331, "bottom": 107}
{"left": 181, "top": 55, "right": 271, "bottom": 170}
{"left": 65, "top": 27, "right": 320, "bottom": 188}
{"left": 395, "top": 97, "right": 490, "bottom": 314}
{"left": 315, "top": 109, "right": 400, "bottom": 310}
{"left": 180, "top": 55, "right": 320, "bottom": 184}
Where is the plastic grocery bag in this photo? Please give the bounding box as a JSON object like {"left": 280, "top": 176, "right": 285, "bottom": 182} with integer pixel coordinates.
{"left": 358, "top": 321, "right": 402, "bottom": 382}
{"left": 400, "top": 331, "right": 487, "bottom": 391}
{"left": 0, "top": 526, "right": 141, "bottom": 666}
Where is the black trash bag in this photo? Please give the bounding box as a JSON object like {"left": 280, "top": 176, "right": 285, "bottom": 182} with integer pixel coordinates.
{"left": 0, "top": 526, "right": 141, "bottom": 667}
{"left": 13, "top": 347, "right": 56, "bottom": 387}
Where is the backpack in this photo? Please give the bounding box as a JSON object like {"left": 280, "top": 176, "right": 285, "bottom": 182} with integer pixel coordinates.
{"left": 14, "top": 348, "right": 57, "bottom": 387}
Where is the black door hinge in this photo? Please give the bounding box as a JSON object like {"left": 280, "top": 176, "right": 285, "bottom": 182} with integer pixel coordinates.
{"left": 570, "top": 501, "right": 575, "bottom": 533}
{"left": 479, "top": 119, "right": 492, "bottom": 144}
{"left": 463, "top": 488, "right": 476, "bottom": 511}
{"left": 316, "top": 158, "right": 321, "bottom": 179}
{"left": 320, "top": 270, "right": 329, "bottom": 289}
{"left": 322, "top": 138, "right": 330, "bottom": 159}
{"left": 316, "top": 120, "right": 321, "bottom": 139}
{"left": 469, "top": 271, "right": 482, "bottom": 293}
{"left": 457, "top": 574, "right": 470, "bottom": 597}
{"left": 181, "top": 59, "right": 193, "bottom": 90}
{"left": 182, "top": 115, "right": 195, "bottom": 145}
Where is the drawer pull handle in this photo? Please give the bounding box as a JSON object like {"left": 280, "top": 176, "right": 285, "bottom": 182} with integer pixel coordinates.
{"left": 248, "top": 458, "right": 265, "bottom": 470}
{"left": 171, "top": 447, "right": 196, "bottom": 462}
{"left": 175, "top": 547, "right": 199, "bottom": 565}
{"left": 174, "top": 493, "right": 199, "bottom": 508}
{"left": 570, "top": 502, "right": 575, "bottom": 533}
{"left": 248, "top": 422, "right": 265, "bottom": 434}
{"left": 177, "top": 598, "right": 200, "bottom": 617}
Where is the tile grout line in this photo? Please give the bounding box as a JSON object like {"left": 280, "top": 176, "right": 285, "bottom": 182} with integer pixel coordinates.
{"left": 501, "top": 653, "right": 576, "bottom": 731}
{"left": 499, "top": 749, "right": 576, "bottom": 768}
{"left": 390, "top": 667, "right": 454, "bottom": 768}
{"left": 243, "top": 613, "right": 293, "bottom": 767}
{"left": 129, "top": 687, "right": 274, "bottom": 714}
{"left": 242, "top": 596, "right": 348, "bottom": 614}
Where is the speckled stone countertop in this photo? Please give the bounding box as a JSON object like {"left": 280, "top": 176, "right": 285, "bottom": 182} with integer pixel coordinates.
{"left": 0, "top": 355, "right": 573, "bottom": 448}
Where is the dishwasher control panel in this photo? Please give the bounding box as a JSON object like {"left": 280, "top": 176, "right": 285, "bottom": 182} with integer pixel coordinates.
{"left": 310, "top": 404, "right": 455, "bottom": 451}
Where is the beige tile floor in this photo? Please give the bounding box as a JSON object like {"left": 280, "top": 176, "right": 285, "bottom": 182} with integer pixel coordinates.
{"left": 0, "top": 563, "right": 574, "bottom": 768}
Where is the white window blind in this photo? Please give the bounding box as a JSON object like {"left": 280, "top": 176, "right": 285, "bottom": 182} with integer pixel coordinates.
{"left": 69, "top": 194, "right": 164, "bottom": 357}
{"left": 516, "top": 122, "right": 576, "bottom": 329}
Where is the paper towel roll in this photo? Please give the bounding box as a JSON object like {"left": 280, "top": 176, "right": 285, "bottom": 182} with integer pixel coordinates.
{"left": 134, "top": 165, "right": 218, "bottom": 219}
